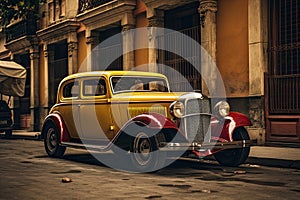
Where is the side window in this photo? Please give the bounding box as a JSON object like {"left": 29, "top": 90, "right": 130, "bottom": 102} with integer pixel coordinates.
{"left": 63, "top": 81, "right": 79, "bottom": 98}
{"left": 83, "top": 78, "right": 106, "bottom": 97}
{"left": 149, "top": 81, "right": 167, "bottom": 92}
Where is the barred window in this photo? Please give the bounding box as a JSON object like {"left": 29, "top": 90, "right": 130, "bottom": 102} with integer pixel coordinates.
{"left": 268, "top": 0, "right": 300, "bottom": 113}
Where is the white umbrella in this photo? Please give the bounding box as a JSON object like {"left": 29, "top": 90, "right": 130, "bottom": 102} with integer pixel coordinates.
{"left": 0, "top": 60, "right": 27, "bottom": 97}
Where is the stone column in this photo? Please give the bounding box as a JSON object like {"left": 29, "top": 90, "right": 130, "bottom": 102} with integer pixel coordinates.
{"left": 68, "top": 32, "right": 78, "bottom": 74}
{"left": 248, "top": 0, "right": 268, "bottom": 96}
{"left": 37, "top": 43, "right": 48, "bottom": 130}
{"left": 147, "top": 8, "right": 164, "bottom": 73}
{"left": 42, "top": 43, "right": 54, "bottom": 113}
{"left": 121, "top": 12, "right": 135, "bottom": 71}
{"left": 122, "top": 24, "right": 135, "bottom": 71}
{"left": 29, "top": 44, "right": 40, "bottom": 131}
{"left": 85, "top": 30, "right": 99, "bottom": 72}
{"left": 247, "top": 0, "right": 268, "bottom": 144}
{"left": 198, "top": 0, "right": 218, "bottom": 96}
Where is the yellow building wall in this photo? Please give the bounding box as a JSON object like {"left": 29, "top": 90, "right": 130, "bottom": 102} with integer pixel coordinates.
{"left": 217, "top": 0, "right": 249, "bottom": 97}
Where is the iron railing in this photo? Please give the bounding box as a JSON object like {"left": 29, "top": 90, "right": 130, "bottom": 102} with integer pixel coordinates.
{"left": 267, "top": 74, "right": 300, "bottom": 113}
{"left": 5, "top": 19, "right": 37, "bottom": 43}
{"left": 78, "top": 0, "right": 114, "bottom": 13}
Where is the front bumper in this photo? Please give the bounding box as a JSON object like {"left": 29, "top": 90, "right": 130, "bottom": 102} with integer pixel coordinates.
{"left": 159, "top": 139, "right": 257, "bottom": 151}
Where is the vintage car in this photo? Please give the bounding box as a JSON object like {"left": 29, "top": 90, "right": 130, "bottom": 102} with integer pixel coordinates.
{"left": 42, "top": 71, "right": 254, "bottom": 172}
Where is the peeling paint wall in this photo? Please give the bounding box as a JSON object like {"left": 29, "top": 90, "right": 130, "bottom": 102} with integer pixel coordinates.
{"left": 216, "top": 0, "right": 249, "bottom": 98}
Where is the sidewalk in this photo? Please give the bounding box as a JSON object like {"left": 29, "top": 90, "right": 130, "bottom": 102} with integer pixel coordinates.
{"left": 1, "top": 131, "right": 300, "bottom": 169}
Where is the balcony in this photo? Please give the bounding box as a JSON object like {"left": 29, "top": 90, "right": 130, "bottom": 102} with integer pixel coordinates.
{"left": 5, "top": 19, "right": 37, "bottom": 43}
{"left": 78, "top": 0, "right": 114, "bottom": 13}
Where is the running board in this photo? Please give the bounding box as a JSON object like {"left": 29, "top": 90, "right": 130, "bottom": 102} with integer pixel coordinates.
{"left": 61, "top": 142, "right": 111, "bottom": 152}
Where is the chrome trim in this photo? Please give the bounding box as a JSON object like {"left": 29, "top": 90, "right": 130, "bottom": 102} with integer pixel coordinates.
{"left": 159, "top": 139, "right": 256, "bottom": 151}
{"left": 182, "top": 113, "right": 212, "bottom": 119}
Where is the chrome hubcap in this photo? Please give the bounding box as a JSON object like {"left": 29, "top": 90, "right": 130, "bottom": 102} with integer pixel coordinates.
{"left": 133, "top": 132, "right": 152, "bottom": 166}
{"left": 46, "top": 128, "right": 57, "bottom": 152}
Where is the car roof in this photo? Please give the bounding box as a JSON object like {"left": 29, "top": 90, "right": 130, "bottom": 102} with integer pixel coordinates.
{"left": 61, "top": 71, "right": 168, "bottom": 82}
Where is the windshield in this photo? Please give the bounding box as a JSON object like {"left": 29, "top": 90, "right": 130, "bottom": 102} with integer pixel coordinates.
{"left": 111, "top": 76, "right": 169, "bottom": 94}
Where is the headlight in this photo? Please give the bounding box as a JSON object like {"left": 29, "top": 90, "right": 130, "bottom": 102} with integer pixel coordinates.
{"left": 169, "top": 101, "right": 184, "bottom": 118}
{"left": 214, "top": 101, "right": 230, "bottom": 118}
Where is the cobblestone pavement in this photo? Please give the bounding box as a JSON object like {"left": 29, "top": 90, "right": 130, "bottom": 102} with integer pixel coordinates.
{"left": 0, "top": 138, "right": 300, "bottom": 200}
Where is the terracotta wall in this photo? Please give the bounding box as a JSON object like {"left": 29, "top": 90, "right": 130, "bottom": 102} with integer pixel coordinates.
{"left": 216, "top": 0, "right": 249, "bottom": 98}
{"left": 134, "top": 0, "right": 148, "bottom": 71}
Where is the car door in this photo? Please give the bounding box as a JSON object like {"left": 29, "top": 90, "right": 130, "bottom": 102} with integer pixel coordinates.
{"left": 59, "top": 79, "right": 81, "bottom": 139}
{"left": 79, "top": 77, "right": 115, "bottom": 142}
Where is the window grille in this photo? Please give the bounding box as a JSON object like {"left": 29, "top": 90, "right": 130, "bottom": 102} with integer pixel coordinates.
{"left": 268, "top": 0, "right": 300, "bottom": 113}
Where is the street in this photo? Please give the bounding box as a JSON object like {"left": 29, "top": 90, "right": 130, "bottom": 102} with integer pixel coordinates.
{"left": 0, "top": 138, "right": 299, "bottom": 200}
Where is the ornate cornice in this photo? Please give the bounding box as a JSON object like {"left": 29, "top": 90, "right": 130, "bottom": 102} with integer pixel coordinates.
{"left": 37, "top": 19, "right": 80, "bottom": 44}
{"left": 143, "top": 0, "right": 197, "bottom": 12}
{"left": 199, "top": 0, "right": 218, "bottom": 27}
{"left": 77, "top": 0, "right": 136, "bottom": 28}
{"left": 5, "top": 35, "right": 39, "bottom": 54}
{"left": 148, "top": 16, "right": 164, "bottom": 27}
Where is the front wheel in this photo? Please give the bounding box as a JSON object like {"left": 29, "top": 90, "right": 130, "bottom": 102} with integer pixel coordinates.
{"left": 130, "top": 131, "right": 166, "bottom": 172}
{"left": 214, "top": 127, "right": 250, "bottom": 167}
{"left": 44, "top": 122, "right": 66, "bottom": 158}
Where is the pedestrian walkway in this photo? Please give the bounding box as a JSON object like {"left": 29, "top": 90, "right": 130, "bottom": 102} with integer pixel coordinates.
{"left": 1, "top": 131, "right": 300, "bottom": 169}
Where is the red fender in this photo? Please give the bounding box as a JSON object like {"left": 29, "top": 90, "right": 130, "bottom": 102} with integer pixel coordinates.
{"left": 131, "top": 112, "right": 180, "bottom": 131}
{"left": 211, "top": 112, "right": 252, "bottom": 142}
{"left": 42, "top": 113, "right": 71, "bottom": 143}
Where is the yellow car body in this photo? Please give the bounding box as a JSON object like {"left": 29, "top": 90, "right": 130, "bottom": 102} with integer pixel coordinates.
{"left": 42, "top": 71, "right": 253, "bottom": 172}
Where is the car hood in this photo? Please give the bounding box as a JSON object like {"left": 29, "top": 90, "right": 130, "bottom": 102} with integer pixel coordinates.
{"left": 110, "top": 91, "right": 188, "bottom": 103}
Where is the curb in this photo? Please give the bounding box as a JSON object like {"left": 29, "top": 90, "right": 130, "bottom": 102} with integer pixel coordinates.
{"left": 246, "top": 157, "right": 300, "bottom": 169}
{"left": 0, "top": 132, "right": 41, "bottom": 140}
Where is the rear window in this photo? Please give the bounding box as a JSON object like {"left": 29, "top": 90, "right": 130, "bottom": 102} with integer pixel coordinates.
{"left": 63, "top": 81, "right": 79, "bottom": 98}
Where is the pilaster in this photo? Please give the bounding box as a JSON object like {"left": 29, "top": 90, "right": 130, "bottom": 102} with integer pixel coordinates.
{"left": 147, "top": 9, "right": 164, "bottom": 73}
{"left": 198, "top": 0, "right": 218, "bottom": 97}
{"left": 248, "top": 0, "right": 268, "bottom": 96}
{"left": 29, "top": 45, "right": 40, "bottom": 131}
{"left": 67, "top": 32, "right": 78, "bottom": 74}
{"left": 85, "top": 31, "right": 99, "bottom": 71}
{"left": 120, "top": 11, "right": 136, "bottom": 71}
{"left": 122, "top": 23, "right": 135, "bottom": 71}
{"left": 247, "top": 0, "right": 268, "bottom": 143}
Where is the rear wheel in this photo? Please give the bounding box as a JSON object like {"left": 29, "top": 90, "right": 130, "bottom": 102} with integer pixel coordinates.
{"left": 214, "top": 127, "right": 250, "bottom": 167}
{"left": 44, "top": 122, "right": 66, "bottom": 158}
{"left": 130, "top": 131, "right": 166, "bottom": 172}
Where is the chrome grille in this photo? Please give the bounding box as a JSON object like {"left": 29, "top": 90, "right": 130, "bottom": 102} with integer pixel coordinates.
{"left": 183, "top": 97, "right": 211, "bottom": 143}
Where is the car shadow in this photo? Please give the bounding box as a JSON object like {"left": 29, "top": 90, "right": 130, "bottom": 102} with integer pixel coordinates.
{"left": 55, "top": 151, "right": 251, "bottom": 175}
{"left": 37, "top": 151, "right": 287, "bottom": 187}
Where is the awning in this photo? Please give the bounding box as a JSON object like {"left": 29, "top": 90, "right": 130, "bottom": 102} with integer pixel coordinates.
{"left": 0, "top": 60, "right": 27, "bottom": 97}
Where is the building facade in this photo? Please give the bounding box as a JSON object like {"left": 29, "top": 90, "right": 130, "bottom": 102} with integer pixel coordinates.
{"left": 0, "top": 0, "right": 299, "bottom": 144}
